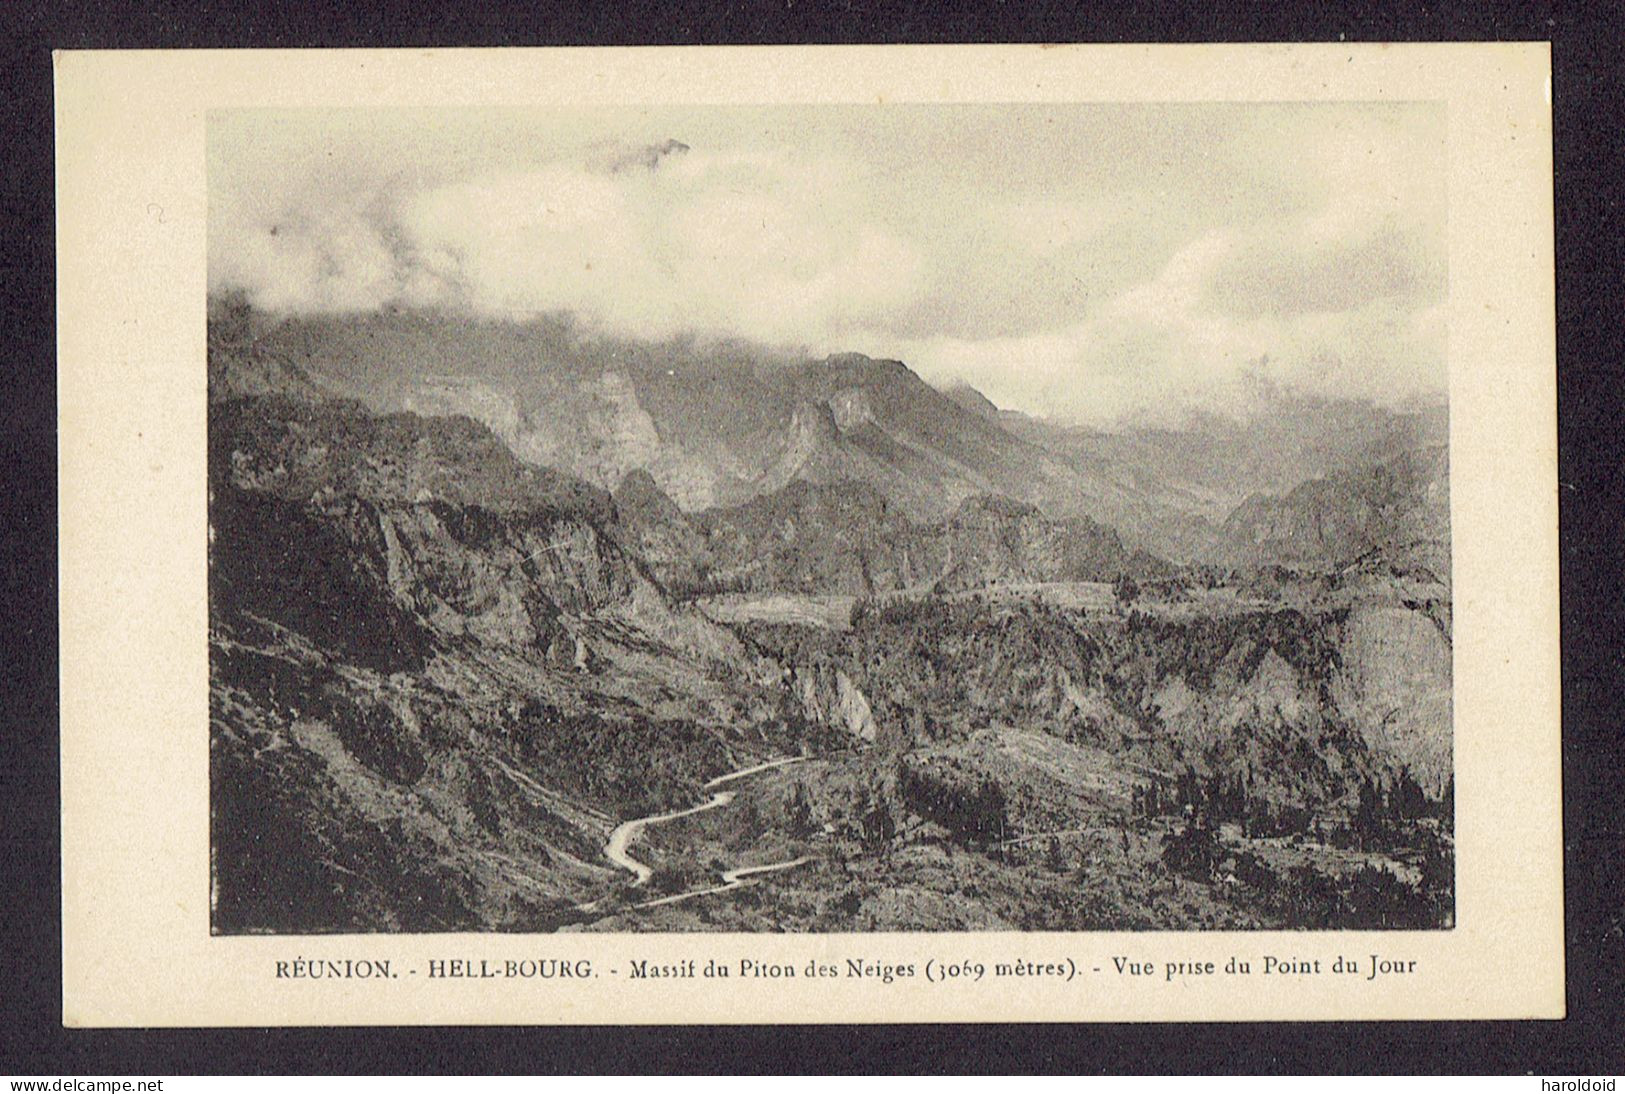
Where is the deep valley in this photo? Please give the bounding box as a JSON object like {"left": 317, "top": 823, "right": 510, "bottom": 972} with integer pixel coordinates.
{"left": 208, "top": 300, "right": 1453, "bottom": 934}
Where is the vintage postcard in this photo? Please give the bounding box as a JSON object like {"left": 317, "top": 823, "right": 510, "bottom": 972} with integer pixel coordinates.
{"left": 56, "top": 44, "right": 1559, "bottom": 1025}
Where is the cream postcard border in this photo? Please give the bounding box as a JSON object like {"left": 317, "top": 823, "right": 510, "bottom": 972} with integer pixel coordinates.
{"left": 56, "top": 43, "right": 1559, "bottom": 1026}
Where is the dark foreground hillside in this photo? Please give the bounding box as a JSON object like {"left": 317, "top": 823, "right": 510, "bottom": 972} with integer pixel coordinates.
{"left": 209, "top": 393, "right": 852, "bottom": 931}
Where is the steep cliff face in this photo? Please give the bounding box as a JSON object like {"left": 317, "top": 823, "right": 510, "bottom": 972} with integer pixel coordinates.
{"left": 755, "top": 399, "right": 885, "bottom": 499}
{"left": 1130, "top": 599, "right": 1451, "bottom": 798}
{"left": 214, "top": 299, "right": 1454, "bottom": 573}
{"left": 693, "top": 480, "right": 918, "bottom": 596}
{"left": 210, "top": 397, "right": 687, "bottom": 654}
{"left": 792, "top": 665, "right": 880, "bottom": 742}
{"left": 1330, "top": 603, "right": 1452, "bottom": 792}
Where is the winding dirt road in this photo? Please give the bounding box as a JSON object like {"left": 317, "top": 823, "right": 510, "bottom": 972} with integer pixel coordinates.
{"left": 634, "top": 856, "right": 813, "bottom": 910}
{"left": 602, "top": 789, "right": 739, "bottom": 884}
{"left": 701, "top": 755, "right": 809, "bottom": 790}
{"left": 588, "top": 754, "right": 815, "bottom": 911}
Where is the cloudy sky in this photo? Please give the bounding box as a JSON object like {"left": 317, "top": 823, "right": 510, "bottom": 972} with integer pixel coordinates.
{"left": 209, "top": 103, "right": 1446, "bottom": 425}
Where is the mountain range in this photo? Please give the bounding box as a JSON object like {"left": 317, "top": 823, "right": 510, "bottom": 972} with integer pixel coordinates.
{"left": 209, "top": 294, "right": 1448, "bottom": 573}
{"left": 207, "top": 295, "right": 1453, "bottom": 932}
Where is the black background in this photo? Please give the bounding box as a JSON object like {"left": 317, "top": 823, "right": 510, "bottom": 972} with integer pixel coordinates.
{"left": 3, "top": 0, "right": 1621, "bottom": 1075}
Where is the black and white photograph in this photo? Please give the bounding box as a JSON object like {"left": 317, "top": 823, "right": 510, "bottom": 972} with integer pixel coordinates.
{"left": 205, "top": 101, "right": 1454, "bottom": 936}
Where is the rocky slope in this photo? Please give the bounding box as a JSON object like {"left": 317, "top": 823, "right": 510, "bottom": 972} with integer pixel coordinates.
{"left": 635, "top": 480, "right": 1167, "bottom": 599}
{"left": 1220, "top": 444, "right": 1450, "bottom": 575}
{"left": 208, "top": 390, "right": 864, "bottom": 932}
{"left": 742, "top": 573, "right": 1452, "bottom": 805}
{"left": 206, "top": 300, "right": 1453, "bottom": 933}
{"left": 1003, "top": 383, "right": 1448, "bottom": 561}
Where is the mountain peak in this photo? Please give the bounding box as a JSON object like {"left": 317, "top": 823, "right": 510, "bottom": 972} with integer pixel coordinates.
{"left": 613, "top": 466, "right": 677, "bottom": 511}
{"left": 612, "top": 466, "right": 691, "bottom": 546}
{"left": 816, "top": 352, "right": 914, "bottom": 385}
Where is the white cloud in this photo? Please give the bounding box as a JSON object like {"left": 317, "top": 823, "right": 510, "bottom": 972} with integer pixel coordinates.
{"left": 213, "top": 139, "right": 926, "bottom": 347}
{"left": 876, "top": 225, "right": 1446, "bottom": 426}
{"left": 208, "top": 103, "right": 1447, "bottom": 425}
